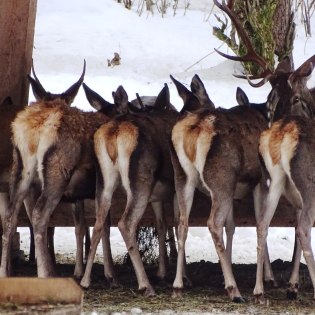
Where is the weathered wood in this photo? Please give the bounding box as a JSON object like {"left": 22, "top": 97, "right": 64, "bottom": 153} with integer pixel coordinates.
{"left": 0, "top": 278, "right": 82, "bottom": 304}
{"left": 0, "top": 278, "right": 83, "bottom": 315}
{"left": 12, "top": 190, "right": 298, "bottom": 227}
{"left": 0, "top": 0, "right": 37, "bottom": 105}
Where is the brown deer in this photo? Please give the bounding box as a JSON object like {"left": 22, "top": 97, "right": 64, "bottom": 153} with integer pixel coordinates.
{"left": 0, "top": 65, "right": 91, "bottom": 277}
{"left": 214, "top": 0, "right": 315, "bottom": 301}
{"left": 254, "top": 56, "right": 315, "bottom": 303}
{"left": 82, "top": 82, "right": 180, "bottom": 287}
{"left": 170, "top": 0, "right": 315, "bottom": 302}
{"left": 27, "top": 64, "right": 92, "bottom": 278}
{"left": 0, "top": 61, "right": 126, "bottom": 278}
{"left": 80, "top": 78, "right": 215, "bottom": 295}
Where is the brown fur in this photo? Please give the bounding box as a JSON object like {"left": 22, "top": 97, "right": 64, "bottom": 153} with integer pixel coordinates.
{"left": 95, "top": 120, "right": 139, "bottom": 164}
{"left": 260, "top": 120, "right": 299, "bottom": 165}
{"left": 1, "top": 98, "right": 112, "bottom": 278}
{"left": 173, "top": 113, "right": 217, "bottom": 163}
{"left": 171, "top": 101, "right": 268, "bottom": 302}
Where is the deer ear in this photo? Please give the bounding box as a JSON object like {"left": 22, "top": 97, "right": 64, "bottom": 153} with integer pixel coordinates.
{"left": 153, "top": 84, "right": 170, "bottom": 110}
{"left": 114, "top": 85, "right": 129, "bottom": 113}
{"left": 28, "top": 59, "right": 51, "bottom": 101}
{"left": 236, "top": 87, "right": 249, "bottom": 106}
{"left": 288, "top": 55, "right": 315, "bottom": 88}
{"left": 28, "top": 74, "right": 49, "bottom": 101}
{"left": 190, "top": 74, "right": 215, "bottom": 109}
{"left": 170, "top": 75, "right": 191, "bottom": 103}
{"left": 61, "top": 60, "right": 86, "bottom": 105}
{"left": 83, "top": 83, "right": 114, "bottom": 112}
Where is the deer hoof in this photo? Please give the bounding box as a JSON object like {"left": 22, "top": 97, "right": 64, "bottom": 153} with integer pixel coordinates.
{"left": 172, "top": 288, "right": 183, "bottom": 299}
{"left": 254, "top": 293, "right": 265, "bottom": 304}
{"left": 265, "top": 279, "right": 278, "bottom": 288}
{"left": 80, "top": 277, "right": 91, "bottom": 289}
{"left": 287, "top": 289, "right": 298, "bottom": 300}
{"left": 108, "top": 277, "right": 120, "bottom": 289}
{"left": 233, "top": 296, "right": 246, "bottom": 303}
{"left": 183, "top": 275, "right": 193, "bottom": 288}
{"left": 287, "top": 282, "right": 298, "bottom": 300}
{"left": 141, "top": 286, "right": 155, "bottom": 297}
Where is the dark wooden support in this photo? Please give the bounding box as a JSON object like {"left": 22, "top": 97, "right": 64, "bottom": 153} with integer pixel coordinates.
{"left": 0, "top": 0, "right": 37, "bottom": 105}
{"left": 15, "top": 190, "right": 298, "bottom": 228}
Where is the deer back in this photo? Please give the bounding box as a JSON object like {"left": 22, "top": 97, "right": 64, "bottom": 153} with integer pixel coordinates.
{"left": 11, "top": 63, "right": 118, "bottom": 201}
{"left": 171, "top": 76, "right": 268, "bottom": 195}
{"left": 93, "top": 84, "right": 179, "bottom": 192}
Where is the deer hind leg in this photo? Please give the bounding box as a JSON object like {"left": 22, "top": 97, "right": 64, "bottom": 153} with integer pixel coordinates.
{"left": 283, "top": 181, "right": 303, "bottom": 300}
{"left": 32, "top": 171, "right": 70, "bottom": 278}
{"left": 254, "top": 170, "right": 285, "bottom": 303}
{"left": 118, "top": 189, "right": 155, "bottom": 296}
{"left": 172, "top": 173, "right": 198, "bottom": 297}
{"left": 225, "top": 208, "right": 235, "bottom": 266}
{"left": 80, "top": 168, "right": 119, "bottom": 289}
{"left": 253, "top": 183, "right": 278, "bottom": 288}
{"left": 169, "top": 193, "right": 180, "bottom": 266}
{"left": 101, "top": 214, "right": 118, "bottom": 288}
{"left": 208, "top": 190, "right": 244, "bottom": 303}
{"left": 151, "top": 200, "right": 167, "bottom": 281}
{"left": 0, "top": 149, "right": 36, "bottom": 277}
{"left": 296, "top": 205, "right": 315, "bottom": 300}
{"left": 172, "top": 194, "right": 191, "bottom": 288}
{"left": 24, "top": 187, "right": 40, "bottom": 263}
{"left": 287, "top": 227, "right": 302, "bottom": 300}
{"left": 72, "top": 200, "right": 86, "bottom": 279}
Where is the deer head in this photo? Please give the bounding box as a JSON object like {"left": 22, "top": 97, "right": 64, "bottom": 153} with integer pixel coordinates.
{"left": 214, "top": 0, "right": 315, "bottom": 124}
{"left": 28, "top": 60, "right": 86, "bottom": 105}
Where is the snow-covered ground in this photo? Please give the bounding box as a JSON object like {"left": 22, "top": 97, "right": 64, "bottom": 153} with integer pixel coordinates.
{"left": 18, "top": 0, "right": 315, "bottom": 265}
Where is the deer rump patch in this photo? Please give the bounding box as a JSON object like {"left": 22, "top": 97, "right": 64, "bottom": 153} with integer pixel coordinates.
{"left": 12, "top": 102, "right": 63, "bottom": 156}
{"left": 260, "top": 120, "right": 300, "bottom": 167}
{"left": 172, "top": 113, "right": 217, "bottom": 165}
{"left": 94, "top": 120, "right": 139, "bottom": 165}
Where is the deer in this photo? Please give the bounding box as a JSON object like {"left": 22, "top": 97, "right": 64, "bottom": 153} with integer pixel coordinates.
{"left": 254, "top": 55, "right": 315, "bottom": 303}
{"left": 26, "top": 63, "right": 93, "bottom": 278}
{"left": 79, "top": 76, "right": 215, "bottom": 295}
{"left": 0, "top": 65, "right": 93, "bottom": 278}
{"left": 82, "top": 82, "right": 181, "bottom": 286}
{"left": 214, "top": 0, "right": 315, "bottom": 302}
{"left": 0, "top": 61, "right": 130, "bottom": 279}
{"left": 169, "top": 0, "right": 315, "bottom": 302}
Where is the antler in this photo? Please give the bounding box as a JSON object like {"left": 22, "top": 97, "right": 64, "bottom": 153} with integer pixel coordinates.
{"left": 213, "top": 0, "right": 274, "bottom": 87}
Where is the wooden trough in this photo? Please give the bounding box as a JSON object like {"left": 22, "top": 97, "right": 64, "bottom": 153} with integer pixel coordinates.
{"left": 0, "top": 278, "right": 83, "bottom": 314}
{"left": 13, "top": 189, "right": 298, "bottom": 228}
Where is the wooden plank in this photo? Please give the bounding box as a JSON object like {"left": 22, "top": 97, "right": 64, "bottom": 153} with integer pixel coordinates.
{"left": 12, "top": 190, "right": 299, "bottom": 228}
{"left": 0, "top": 278, "right": 83, "bottom": 306}
{"left": 0, "top": 0, "right": 37, "bottom": 105}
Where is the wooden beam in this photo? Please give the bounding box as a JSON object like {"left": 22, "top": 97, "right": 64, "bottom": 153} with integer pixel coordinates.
{"left": 14, "top": 191, "right": 299, "bottom": 228}
{"left": 0, "top": 0, "right": 37, "bottom": 105}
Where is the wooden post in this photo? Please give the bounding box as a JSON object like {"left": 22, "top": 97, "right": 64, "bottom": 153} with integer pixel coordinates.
{"left": 0, "top": 0, "right": 37, "bottom": 106}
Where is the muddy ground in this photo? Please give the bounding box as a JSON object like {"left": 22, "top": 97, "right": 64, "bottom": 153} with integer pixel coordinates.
{"left": 1, "top": 256, "right": 315, "bottom": 314}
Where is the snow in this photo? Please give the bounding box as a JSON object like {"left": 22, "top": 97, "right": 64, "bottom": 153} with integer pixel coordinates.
{"left": 18, "top": 0, "right": 315, "bottom": 265}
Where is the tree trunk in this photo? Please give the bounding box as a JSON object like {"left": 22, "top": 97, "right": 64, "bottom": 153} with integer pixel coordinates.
{"left": 272, "top": 0, "right": 295, "bottom": 66}
{"left": 0, "top": 0, "right": 37, "bottom": 106}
